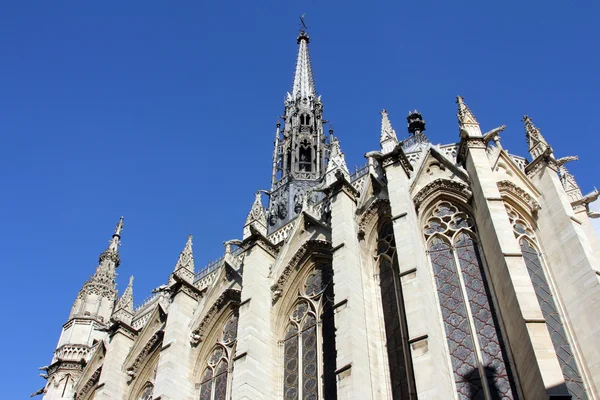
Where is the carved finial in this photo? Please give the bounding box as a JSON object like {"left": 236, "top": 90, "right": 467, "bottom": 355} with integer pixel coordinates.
{"left": 456, "top": 96, "right": 479, "bottom": 125}
{"left": 456, "top": 96, "right": 481, "bottom": 137}
{"left": 243, "top": 192, "right": 267, "bottom": 239}
{"left": 325, "top": 135, "right": 349, "bottom": 185}
{"left": 522, "top": 115, "right": 551, "bottom": 159}
{"left": 380, "top": 109, "right": 398, "bottom": 153}
{"left": 174, "top": 235, "right": 195, "bottom": 273}
{"left": 113, "top": 274, "right": 134, "bottom": 322}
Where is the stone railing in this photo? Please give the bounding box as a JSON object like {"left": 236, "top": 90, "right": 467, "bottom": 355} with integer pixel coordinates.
{"left": 55, "top": 344, "right": 92, "bottom": 362}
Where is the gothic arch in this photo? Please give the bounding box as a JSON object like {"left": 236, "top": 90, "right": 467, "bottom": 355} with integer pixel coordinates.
{"left": 413, "top": 178, "right": 472, "bottom": 215}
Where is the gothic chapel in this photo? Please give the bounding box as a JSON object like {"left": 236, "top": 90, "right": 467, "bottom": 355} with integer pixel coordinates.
{"left": 35, "top": 28, "right": 600, "bottom": 400}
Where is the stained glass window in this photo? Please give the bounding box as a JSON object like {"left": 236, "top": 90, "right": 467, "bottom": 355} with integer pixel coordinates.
{"left": 197, "top": 310, "right": 239, "bottom": 400}
{"left": 283, "top": 266, "right": 335, "bottom": 400}
{"left": 424, "top": 201, "right": 517, "bottom": 400}
{"left": 377, "top": 220, "right": 415, "bottom": 399}
{"left": 505, "top": 204, "right": 588, "bottom": 399}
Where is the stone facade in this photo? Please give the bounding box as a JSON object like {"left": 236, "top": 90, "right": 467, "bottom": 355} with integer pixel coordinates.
{"left": 35, "top": 30, "right": 600, "bottom": 400}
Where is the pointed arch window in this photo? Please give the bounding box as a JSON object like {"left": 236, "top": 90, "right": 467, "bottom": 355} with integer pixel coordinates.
{"left": 376, "top": 219, "right": 416, "bottom": 399}
{"left": 198, "top": 310, "right": 239, "bottom": 400}
{"left": 424, "top": 201, "right": 517, "bottom": 400}
{"left": 505, "top": 204, "right": 588, "bottom": 399}
{"left": 282, "top": 265, "right": 335, "bottom": 400}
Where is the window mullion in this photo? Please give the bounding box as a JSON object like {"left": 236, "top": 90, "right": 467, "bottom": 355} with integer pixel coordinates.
{"left": 298, "top": 326, "right": 303, "bottom": 400}
{"left": 451, "top": 246, "right": 493, "bottom": 400}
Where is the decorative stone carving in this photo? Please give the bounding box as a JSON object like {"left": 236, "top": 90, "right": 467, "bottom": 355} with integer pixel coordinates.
{"left": 126, "top": 331, "right": 163, "bottom": 381}
{"left": 190, "top": 289, "right": 241, "bottom": 346}
{"left": 357, "top": 198, "right": 391, "bottom": 238}
{"left": 75, "top": 367, "right": 101, "bottom": 400}
{"left": 413, "top": 179, "right": 472, "bottom": 210}
{"left": 496, "top": 180, "right": 541, "bottom": 213}
{"left": 270, "top": 239, "right": 331, "bottom": 304}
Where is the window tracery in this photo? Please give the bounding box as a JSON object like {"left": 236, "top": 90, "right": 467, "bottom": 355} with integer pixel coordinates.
{"left": 198, "top": 310, "right": 239, "bottom": 400}
{"left": 424, "top": 201, "right": 516, "bottom": 400}
{"left": 376, "top": 220, "right": 416, "bottom": 399}
{"left": 282, "top": 265, "right": 335, "bottom": 400}
{"left": 505, "top": 204, "right": 588, "bottom": 399}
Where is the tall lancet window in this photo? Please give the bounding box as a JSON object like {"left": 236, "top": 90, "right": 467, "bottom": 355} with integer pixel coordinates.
{"left": 376, "top": 219, "right": 416, "bottom": 399}
{"left": 199, "top": 310, "right": 239, "bottom": 400}
{"left": 424, "top": 201, "right": 517, "bottom": 400}
{"left": 282, "top": 265, "right": 336, "bottom": 400}
{"left": 505, "top": 204, "right": 588, "bottom": 399}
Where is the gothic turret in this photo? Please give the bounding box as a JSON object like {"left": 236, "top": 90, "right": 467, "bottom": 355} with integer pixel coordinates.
{"left": 42, "top": 217, "right": 124, "bottom": 399}
{"left": 69, "top": 216, "right": 122, "bottom": 322}
{"left": 268, "top": 29, "right": 329, "bottom": 232}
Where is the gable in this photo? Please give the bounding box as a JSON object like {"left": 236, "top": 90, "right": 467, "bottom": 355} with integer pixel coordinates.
{"left": 410, "top": 146, "right": 469, "bottom": 198}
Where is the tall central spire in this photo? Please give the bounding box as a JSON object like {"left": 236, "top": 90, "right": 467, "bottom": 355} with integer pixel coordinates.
{"left": 290, "top": 31, "right": 316, "bottom": 100}
{"left": 268, "top": 26, "right": 329, "bottom": 233}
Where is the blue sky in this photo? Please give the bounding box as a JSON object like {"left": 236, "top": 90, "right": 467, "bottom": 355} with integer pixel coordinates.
{"left": 2, "top": 1, "right": 599, "bottom": 397}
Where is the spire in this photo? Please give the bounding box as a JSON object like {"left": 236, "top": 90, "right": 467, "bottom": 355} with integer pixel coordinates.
{"left": 325, "top": 135, "right": 349, "bottom": 185}
{"left": 244, "top": 192, "right": 267, "bottom": 239}
{"left": 522, "top": 115, "right": 552, "bottom": 159}
{"left": 291, "top": 30, "right": 316, "bottom": 100}
{"left": 456, "top": 96, "right": 482, "bottom": 137}
{"left": 112, "top": 276, "right": 134, "bottom": 325}
{"left": 380, "top": 109, "right": 398, "bottom": 153}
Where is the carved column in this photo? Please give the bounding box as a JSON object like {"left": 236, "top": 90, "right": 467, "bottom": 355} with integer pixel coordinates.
{"left": 381, "top": 151, "right": 456, "bottom": 397}
{"left": 231, "top": 231, "right": 276, "bottom": 400}
{"left": 527, "top": 158, "right": 600, "bottom": 394}
{"left": 327, "top": 174, "right": 374, "bottom": 399}
{"left": 459, "top": 138, "right": 565, "bottom": 398}
{"left": 153, "top": 277, "right": 199, "bottom": 400}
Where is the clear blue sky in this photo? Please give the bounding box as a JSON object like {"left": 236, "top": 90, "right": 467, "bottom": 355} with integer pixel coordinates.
{"left": 2, "top": 1, "right": 599, "bottom": 397}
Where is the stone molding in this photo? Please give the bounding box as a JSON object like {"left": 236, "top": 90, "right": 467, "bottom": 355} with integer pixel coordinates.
{"left": 413, "top": 178, "right": 472, "bottom": 211}
{"left": 190, "top": 288, "right": 241, "bottom": 346}
{"left": 240, "top": 225, "right": 280, "bottom": 258}
{"left": 524, "top": 147, "right": 558, "bottom": 176}
{"left": 75, "top": 367, "right": 101, "bottom": 400}
{"left": 270, "top": 239, "right": 332, "bottom": 304}
{"left": 326, "top": 170, "right": 360, "bottom": 201}
{"left": 357, "top": 198, "right": 391, "bottom": 239}
{"left": 126, "top": 331, "right": 163, "bottom": 381}
{"left": 457, "top": 136, "right": 486, "bottom": 166}
{"left": 497, "top": 180, "right": 541, "bottom": 213}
